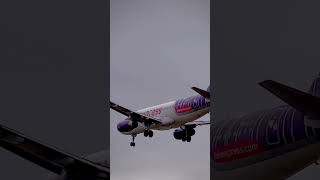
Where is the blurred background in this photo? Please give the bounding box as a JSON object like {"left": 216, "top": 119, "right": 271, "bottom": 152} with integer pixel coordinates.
{"left": 212, "top": 0, "right": 320, "bottom": 179}
{"left": 0, "top": 1, "right": 108, "bottom": 179}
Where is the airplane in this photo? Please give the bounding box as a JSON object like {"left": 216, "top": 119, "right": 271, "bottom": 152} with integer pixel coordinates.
{"left": 211, "top": 73, "right": 320, "bottom": 180}
{"left": 110, "top": 85, "right": 210, "bottom": 147}
{"left": 0, "top": 124, "right": 109, "bottom": 180}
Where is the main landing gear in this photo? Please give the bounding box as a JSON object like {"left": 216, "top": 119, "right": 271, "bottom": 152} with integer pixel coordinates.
{"left": 173, "top": 127, "right": 194, "bottom": 142}
{"left": 143, "top": 122, "right": 153, "bottom": 138}
{"left": 181, "top": 135, "right": 192, "bottom": 142}
{"left": 144, "top": 129, "right": 153, "bottom": 137}
{"left": 181, "top": 128, "right": 192, "bottom": 142}
{"left": 130, "top": 134, "right": 136, "bottom": 147}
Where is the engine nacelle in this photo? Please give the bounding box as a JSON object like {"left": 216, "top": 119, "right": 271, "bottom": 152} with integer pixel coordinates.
{"left": 117, "top": 119, "right": 138, "bottom": 133}
{"left": 173, "top": 128, "right": 195, "bottom": 140}
{"left": 186, "top": 128, "right": 195, "bottom": 136}
{"left": 131, "top": 120, "right": 138, "bottom": 128}
{"left": 173, "top": 129, "right": 185, "bottom": 140}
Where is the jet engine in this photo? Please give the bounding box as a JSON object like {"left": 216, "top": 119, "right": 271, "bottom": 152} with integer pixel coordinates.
{"left": 117, "top": 119, "right": 138, "bottom": 133}
{"left": 173, "top": 129, "right": 185, "bottom": 140}
{"left": 173, "top": 128, "right": 195, "bottom": 142}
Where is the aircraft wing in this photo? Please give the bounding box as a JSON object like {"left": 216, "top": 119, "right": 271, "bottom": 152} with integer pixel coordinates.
{"left": 0, "top": 125, "right": 109, "bottom": 178}
{"left": 110, "top": 101, "right": 162, "bottom": 124}
{"left": 184, "top": 121, "right": 210, "bottom": 128}
{"left": 259, "top": 80, "right": 320, "bottom": 118}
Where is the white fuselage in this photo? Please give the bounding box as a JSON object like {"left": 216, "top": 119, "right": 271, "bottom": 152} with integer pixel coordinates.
{"left": 118, "top": 95, "right": 210, "bottom": 135}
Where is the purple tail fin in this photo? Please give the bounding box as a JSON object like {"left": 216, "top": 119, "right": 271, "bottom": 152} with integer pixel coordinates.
{"left": 191, "top": 86, "right": 210, "bottom": 99}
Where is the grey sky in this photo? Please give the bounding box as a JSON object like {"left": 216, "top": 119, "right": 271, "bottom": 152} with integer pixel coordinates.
{"left": 110, "top": 0, "right": 209, "bottom": 179}
{"left": 212, "top": 0, "right": 320, "bottom": 179}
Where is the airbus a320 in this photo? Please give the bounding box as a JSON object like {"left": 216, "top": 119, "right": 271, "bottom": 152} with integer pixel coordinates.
{"left": 110, "top": 86, "right": 210, "bottom": 147}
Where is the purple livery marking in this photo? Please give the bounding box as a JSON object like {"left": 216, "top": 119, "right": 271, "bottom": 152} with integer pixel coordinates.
{"left": 211, "top": 106, "right": 309, "bottom": 165}
{"left": 175, "top": 95, "right": 209, "bottom": 113}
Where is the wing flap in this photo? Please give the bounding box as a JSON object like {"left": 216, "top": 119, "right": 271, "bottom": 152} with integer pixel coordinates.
{"left": 184, "top": 121, "right": 210, "bottom": 128}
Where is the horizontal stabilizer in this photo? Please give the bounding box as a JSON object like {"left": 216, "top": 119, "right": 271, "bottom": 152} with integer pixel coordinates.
{"left": 259, "top": 80, "right": 320, "bottom": 118}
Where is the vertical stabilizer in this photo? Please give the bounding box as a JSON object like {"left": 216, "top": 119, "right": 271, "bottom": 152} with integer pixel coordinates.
{"left": 191, "top": 86, "right": 210, "bottom": 99}
{"left": 308, "top": 73, "right": 320, "bottom": 97}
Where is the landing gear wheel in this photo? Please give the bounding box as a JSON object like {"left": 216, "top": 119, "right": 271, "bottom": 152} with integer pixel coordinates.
{"left": 130, "top": 134, "right": 136, "bottom": 147}
{"left": 148, "top": 130, "right": 153, "bottom": 137}
{"left": 144, "top": 130, "right": 154, "bottom": 138}
{"left": 186, "top": 136, "right": 191, "bottom": 142}
{"left": 144, "top": 130, "right": 148, "bottom": 137}
{"left": 182, "top": 136, "right": 186, "bottom": 142}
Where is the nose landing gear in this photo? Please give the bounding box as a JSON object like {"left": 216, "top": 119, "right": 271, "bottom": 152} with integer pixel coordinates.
{"left": 129, "top": 129, "right": 154, "bottom": 147}
{"left": 130, "top": 134, "right": 136, "bottom": 147}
